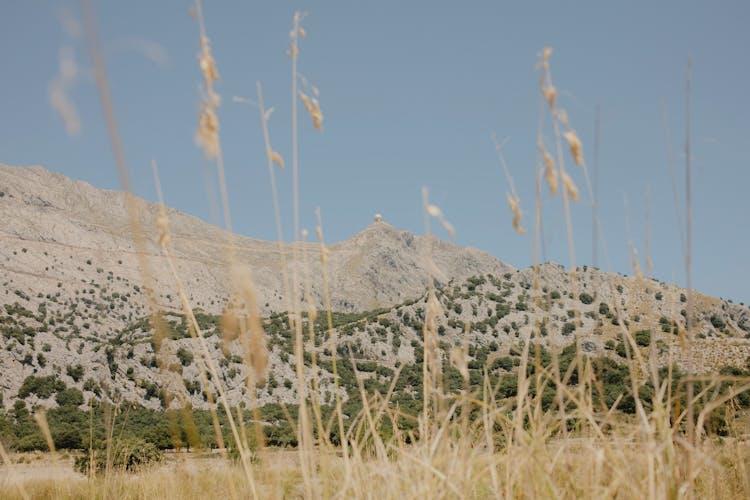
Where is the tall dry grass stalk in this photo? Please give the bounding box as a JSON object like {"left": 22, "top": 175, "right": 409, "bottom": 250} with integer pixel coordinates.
{"left": 80, "top": 0, "right": 217, "bottom": 489}
{"left": 82, "top": 2, "right": 266, "bottom": 496}
{"left": 684, "top": 58, "right": 696, "bottom": 484}
{"left": 152, "top": 162, "right": 262, "bottom": 498}
{"left": 593, "top": 105, "right": 600, "bottom": 268}
{"left": 492, "top": 134, "right": 526, "bottom": 235}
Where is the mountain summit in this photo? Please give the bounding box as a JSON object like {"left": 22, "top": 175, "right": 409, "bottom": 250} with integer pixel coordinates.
{"left": 0, "top": 163, "right": 510, "bottom": 314}
{"left": 1, "top": 163, "right": 749, "bottom": 410}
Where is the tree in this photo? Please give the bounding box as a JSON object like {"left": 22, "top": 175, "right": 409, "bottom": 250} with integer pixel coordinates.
{"left": 74, "top": 437, "right": 163, "bottom": 474}
{"left": 53, "top": 424, "right": 82, "bottom": 449}
{"left": 56, "top": 388, "right": 84, "bottom": 407}
{"left": 16, "top": 433, "right": 47, "bottom": 452}
{"left": 17, "top": 375, "right": 66, "bottom": 399}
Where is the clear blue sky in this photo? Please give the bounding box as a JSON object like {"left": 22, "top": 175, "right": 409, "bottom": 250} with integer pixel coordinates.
{"left": 1, "top": 1, "right": 749, "bottom": 304}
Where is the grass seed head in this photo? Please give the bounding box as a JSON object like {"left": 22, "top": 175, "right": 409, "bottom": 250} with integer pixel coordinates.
{"left": 506, "top": 193, "right": 526, "bottom": 234}
{"left": 238, "top": 273, "right": 268, "bottom": 383}
{"left": 557, "top": 109, "right": 571, "bottom": 128}
{"left": 220, "top": 307, "right": 240, "bottom": 351}
{"left": 426, "top": 202, "right": 455, "bottom": 238}
{"left": 632, "top": 248, "right": 644, "bottom": 280}
{"left": 541, "top": 47, "right": 553, "bottom": 71}
{"left": 543, "top": 148, "right": 558, "bottom": 196}
{"left": 199, "top": 37, "right": 219, "bottom": 84}
{"left": 269, "top": 150, "right": 284, "bottom": 169}
{"left": 288, "top": 13, "right": 306, "bottom": 58}
{"left": 425, "top": 290, "right": 443, "bottom": 325}
{"left": 48, "top": 46, "right": 80, "bottom": 136}
{"left": 299, "top": 91, "right": 324, "bottom": 130}
{"left": 450, "top": 346, "right": 469, "bottom": 381}
{"left": 442, "top": 220, "right": 456, "bottom": 239}
{"left": 564, "top": 130, "right": 584, "bottom": 166}
{"left": 196, "top": 105, "right": 220, "bottom": 159}
{"left": 542, "top": 85, "right": 558, "bottom": 109}
{"left": 562, "top": 171, "right": 579, "bottom": 202}
{"left": 156, "top": 207, "right": 171, "bottom": 247}
{"left": 427, "top": 205, "right": 442, "bottom": 218}
{"left": 195, "top": 30, "right": 221, "bottom": 159}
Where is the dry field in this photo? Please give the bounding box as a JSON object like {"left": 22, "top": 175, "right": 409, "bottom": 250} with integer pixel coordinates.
{"left": 2, "top": 438, "right": 750, "bottom": 499}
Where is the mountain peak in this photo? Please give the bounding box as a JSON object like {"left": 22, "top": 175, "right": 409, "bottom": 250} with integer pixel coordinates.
{"left": 0, "top": 163, "right": 510, "bottom": 313}
{"left": 2, "top": 163, "right": 750, "bottom": 412}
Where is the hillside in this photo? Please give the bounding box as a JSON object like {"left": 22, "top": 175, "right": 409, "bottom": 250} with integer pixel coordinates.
{"left": 1, "top": 163, "right": 749, "bottom": 414}
{"left": 0, "top": 164, "right": 510, "bottom": 314}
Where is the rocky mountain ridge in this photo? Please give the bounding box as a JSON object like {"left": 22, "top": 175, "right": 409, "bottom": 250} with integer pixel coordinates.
{"left": 1, "top": 163, "right": 749, "bottom": 411}
{"left": 0, "top": 163, "right": 511, "bottom": 315}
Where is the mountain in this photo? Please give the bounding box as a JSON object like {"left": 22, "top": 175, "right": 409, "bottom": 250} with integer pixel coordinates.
{"left": 0, "top": 164, "right": 511, "bottom": 315}
{"left": 1, "top": 163, "right": 749, "bottom": 412}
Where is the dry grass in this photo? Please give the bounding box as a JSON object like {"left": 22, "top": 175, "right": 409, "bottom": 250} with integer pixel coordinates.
{"left": 3, "top": 438, "right": 750, "bottom": 499}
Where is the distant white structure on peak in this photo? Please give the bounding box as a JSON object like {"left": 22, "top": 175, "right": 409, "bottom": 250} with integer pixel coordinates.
{"left": 373, "top": 213, "right": 383, "bottom": 223}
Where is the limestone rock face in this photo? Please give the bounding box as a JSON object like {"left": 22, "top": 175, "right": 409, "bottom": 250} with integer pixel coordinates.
{"left": 0, "top": 163, "right": 511, "bottom": 315}
{"left": 0, "top": 164, "right": 509, "bottom": 408}
{"left": 1, "top": 164, "right": 748, "bottom": 411}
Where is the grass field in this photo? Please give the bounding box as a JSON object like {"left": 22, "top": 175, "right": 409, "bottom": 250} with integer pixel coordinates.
{"left": 3, "top": 437, "right": 750, "bottom": 498}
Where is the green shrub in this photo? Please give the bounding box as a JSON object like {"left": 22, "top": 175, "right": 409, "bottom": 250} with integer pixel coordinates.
{"left": 615, "top": 341, "right": 627, "bottom": 358}
{"left": 710, "top": 315, "right": 726, "bottom": 329}
{"left": 16, "top": 433, "right": 47, "bottom": 452}
{"left": 176, "top": 347, "right": 194, "bottom": 366}
{"left": 83, "top": 378, "right": 101, "bottom": 396}
{"left": 67, "top": 364, "right": 85, "bottom": 382}
{"left": 634, "top": 330, "right": 651, "bottom": 347}
{"left": 74, "top": 438, "right": 163, "bottom": 474}
{"left": 56, "top": 388, "right": 84, "bottom": 407}
{"left": 53, "top": 424, "right": 82, "bottom": 449}
{"left": 660, "top": 322, "right": 671, "bottom": 333}
{"left": 495, "top": 303, "right": 511, "bottom": 319}
{"left": 579, "top": 293, "right": 594, "bottom": 305}
{"left": 18, "top": 375, "right": 66, "bottom": 399}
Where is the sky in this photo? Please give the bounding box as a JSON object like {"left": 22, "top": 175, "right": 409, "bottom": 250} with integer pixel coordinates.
{"left": 1, "top": 1, "right": 749, "bottom": 304}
